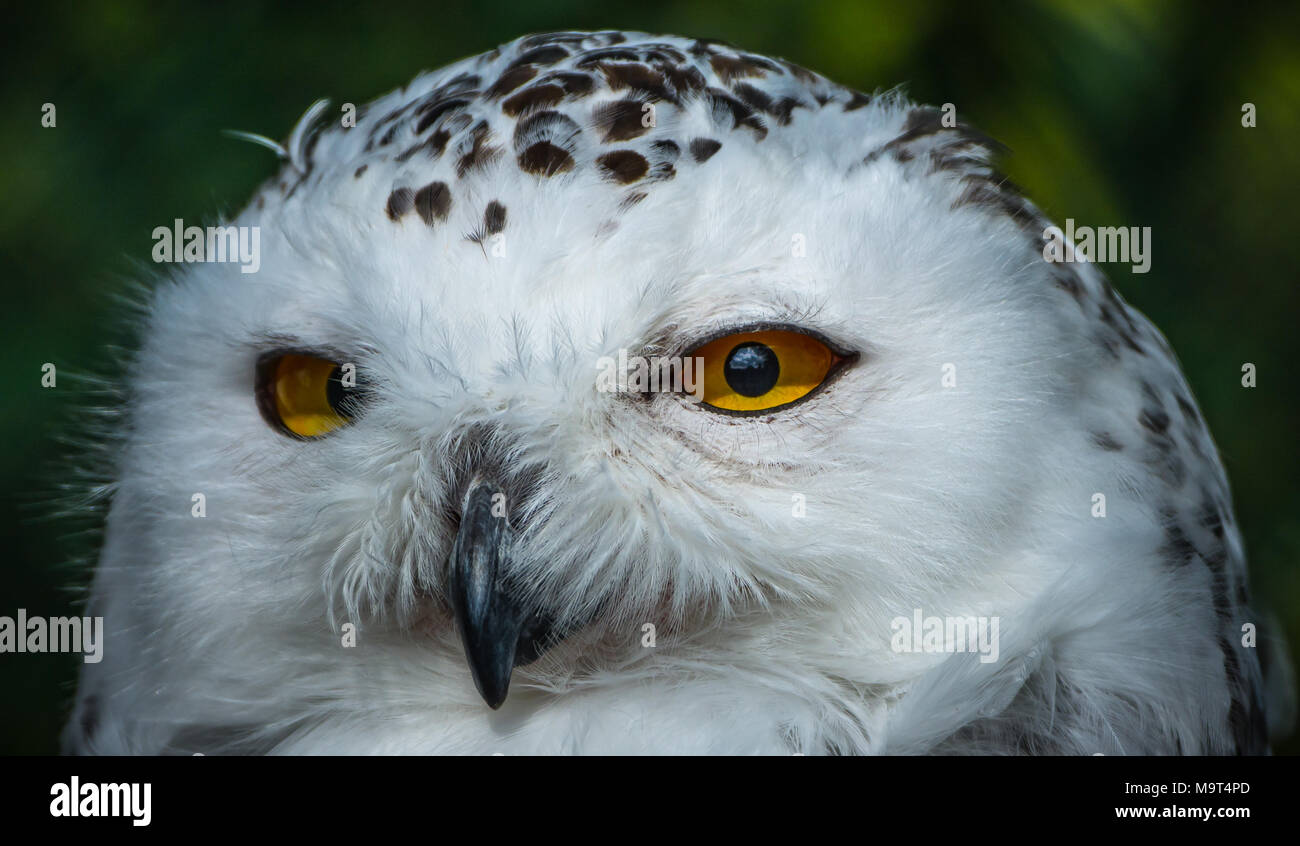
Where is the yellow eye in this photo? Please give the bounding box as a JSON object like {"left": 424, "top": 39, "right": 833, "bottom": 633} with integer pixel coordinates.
{"left": 257, "top": 353, "right": 363, "bottom": 438}
{"left": 690, "top": 328, "right": 850, "bottom": 413}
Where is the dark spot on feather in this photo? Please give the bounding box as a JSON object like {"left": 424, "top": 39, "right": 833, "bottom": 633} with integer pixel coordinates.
{"left": 690, "top": 138, "right": 722, "bottom": 162}
{"left": 396, "top": 127, "right": 453, "bottom": 163}
{"left": 484, "top": 201, "right": 507, "bottom": 234}
{"left": 1211, "top": 571, "right": 1233, "bottom": 619}
{"left": 638, "top": 46, "right": 688, "bottom": 64}
{"left": 592, "top": 98, "right": 652, "bottom": 142}
{"left": 386, "top": 187, "right": 414, "bottom": 221}
{"left": 1092, "top": 432, "right": 1123, "bottom": 451}
{"left": 731, "top": 83, "right": 803, "bottom": 125}
{"left": 455, "top": 121, "right": 502, "bottom": 177}
{"left": 706, "top": 88, "right": 767, "bottom": 139}
{"left": 901, "top": 107, "right": 946, "bottom": 139}
{"left": 414, "top": 181, "right": 452, "bottom": 224}
{"left": 645, "top": 139, "right": 679, "bottom": 179}
{"left": 1205, "top": 543, "right": 1228, "bottom": 573}
{"left": 619, "top": 191, "right": 648, "bottom": 211}
{"left": 710, "top": 53, "right": 766, "bottom": 83}
{"left": 951, "top": 176, "right": 1034, "bottom": 229}
{"left": 436, "top": 72, "right": 481, "bottom": 96}
{"left": 354, "top": 164, "right": 367, "bottom": 178}
{"left": 1050, "top": 265, "right": 1085, "bottom": 303}
{"left": 487, "top": 65, "right": 539, "bottom": 99}
{"left": 599, "top": 62, "right": 676, "bottom": 102}
{"left": 415, "top": 99, "right": 469, "bottom": 135}
{"left": 844, "top": 90, "right": 872, "bottom": 111}
{"left": 513, "top": 110, "right": 582, "bottom": 160}
{"left": 781, "top": 59, "right": 818, "bottom": 84}
{"left": 867, "top": 110, "right": 1005, "bottom": 170}
{"left": 540, "top": 71, "right": 596, "bottom": 96}
{"left": 443, "top": 112, "right": 474, "bottom": 137}
{"left": 738, "top": 53, "right": 781, "bottom": 73}
{"left": 663, "top": 63, "right": 707, "bottom": 95}
{"left": 518, "top": 142, "right": 574, "bottom": 176}
{"left": 930, "top": 148, "right": 983, "bottom": 174}
{"left": 575, "top": 48, "right": 642, "bottom": 67}
{"left": 689, "top": 38, "right": 729, "bottom": 58}
{"left": 1162, "top": 520, "right": 1198, "bottom": 567}
{"left": 509, "top": 45, "right": 570, "bottom": 69}
{"left": 651, "top": 139, "right": 680, "bottom": 160}
{"left": 597, "top": 150, "right": 650, "bottom": 183}
{"left": 772, "top": 97, "right": 801, "bottom": 124}
{"left": 1199, "top": 497, "right": 1225, "bottom": 540}
{"left": 1140, "top": 408, "right": 1171, "bottom": 435}
{"left": 520, "top": 32, "right": 588, "bottom": 50}
{"left": 731, "top": 82, "right": 773, "bottom": 113}
{"left": 503, "top": 84, "right": 567, "bottom": 116}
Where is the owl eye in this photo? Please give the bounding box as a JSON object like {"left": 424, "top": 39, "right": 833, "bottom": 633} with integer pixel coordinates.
{"left": 690, "top": 328, "right": 851, "bottom": 413}
{"left": 256, "top": 352, "right": 366, "bottom": 438}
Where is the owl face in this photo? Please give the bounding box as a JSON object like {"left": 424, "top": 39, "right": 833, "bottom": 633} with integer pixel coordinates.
{"left": 73, "top": 32, "right": 1260, "bottom": 754}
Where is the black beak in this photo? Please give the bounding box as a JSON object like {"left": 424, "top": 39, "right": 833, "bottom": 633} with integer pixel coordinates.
{"left": 449, "top": 477, "right": 554, "bottom": 709}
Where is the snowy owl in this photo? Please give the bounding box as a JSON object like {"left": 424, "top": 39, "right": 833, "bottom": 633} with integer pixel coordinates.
{"left": 65, "top": 30, "right": 1288, "bottom": 755}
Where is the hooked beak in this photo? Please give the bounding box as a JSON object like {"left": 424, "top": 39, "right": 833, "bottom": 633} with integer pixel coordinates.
{"left": 449, "top": 477, "right": 555, "bottom": 709}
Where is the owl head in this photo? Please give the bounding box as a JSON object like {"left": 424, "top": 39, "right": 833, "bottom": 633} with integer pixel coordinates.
{"left": 68, "top": 31, "right": 1269, "bottom": 754}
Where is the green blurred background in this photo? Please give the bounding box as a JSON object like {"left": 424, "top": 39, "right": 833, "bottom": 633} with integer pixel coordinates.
{"left": 1, "top": 0, "right": 1296, "bottom": 754}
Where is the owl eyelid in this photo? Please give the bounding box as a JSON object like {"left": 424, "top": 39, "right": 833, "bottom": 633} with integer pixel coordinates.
{"left": 676, "top": 321, "right": 857, "bottom": 359}
{"left": 252, "top": 342, "right": 364, "bottom": 366}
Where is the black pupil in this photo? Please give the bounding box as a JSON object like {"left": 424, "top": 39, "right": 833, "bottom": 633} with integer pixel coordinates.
{"left": 723, "top": 342, "right": 780, "bottom": 397}
{"left": 326, "top": 365, "right": 355, "bottom": 418}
